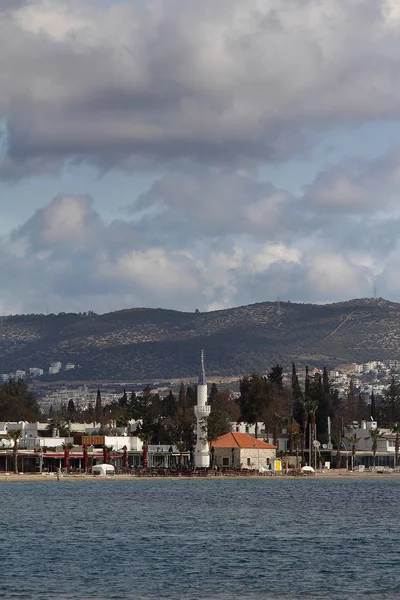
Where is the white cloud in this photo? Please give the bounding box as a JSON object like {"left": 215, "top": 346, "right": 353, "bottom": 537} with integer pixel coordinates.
{"left": 3, "top": 2, "right": 400, "bottom": 312}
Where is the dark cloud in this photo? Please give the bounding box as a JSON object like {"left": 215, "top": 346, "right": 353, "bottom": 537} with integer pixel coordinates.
{"left": 1, "top": 1, "right": 400, "bottom": 178}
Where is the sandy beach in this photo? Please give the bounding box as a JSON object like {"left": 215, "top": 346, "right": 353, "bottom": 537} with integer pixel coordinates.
{"left": 0, "top": 470, "right": 399, "bottom": 482}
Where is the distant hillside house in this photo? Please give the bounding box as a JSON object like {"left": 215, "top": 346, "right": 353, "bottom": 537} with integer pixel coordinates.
{"left": 212, "top": 432, "right": 276, "bottom": 470}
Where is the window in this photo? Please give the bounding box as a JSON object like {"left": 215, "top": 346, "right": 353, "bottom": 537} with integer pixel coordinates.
{"left": 245, "top": 426, "right": 249, "bottom": 433}
{"left": 247, "top": 457, "right": 251, "bottom": 466}
{"left": 223, "top": 457, "right": 229, "bottom": 466}
{"left": 388, "top": 440, "right": 395, "bottom": 448}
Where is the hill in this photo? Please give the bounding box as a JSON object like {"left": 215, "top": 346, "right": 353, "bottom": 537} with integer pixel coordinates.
{"left": 0, "top": 298, "right": 398, "bottom": 381}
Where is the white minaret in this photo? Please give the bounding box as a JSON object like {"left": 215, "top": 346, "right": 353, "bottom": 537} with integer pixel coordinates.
{"left": 194, "top": 350, "right": 211, "bottom": 468}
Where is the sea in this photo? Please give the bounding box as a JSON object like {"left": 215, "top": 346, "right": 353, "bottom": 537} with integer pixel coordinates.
{"left": 1, "top": 478, "right": 400, "bottom": 600}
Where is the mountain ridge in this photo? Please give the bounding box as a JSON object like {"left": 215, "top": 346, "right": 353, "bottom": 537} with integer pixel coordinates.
{"left": 0, "top": 297, "right": 398, "bottom": 381}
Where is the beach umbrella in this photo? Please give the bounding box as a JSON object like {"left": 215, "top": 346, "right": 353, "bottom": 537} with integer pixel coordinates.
{"left": 301, "top": 466, "right": 315, "bottom": 473}
{"left": 63, "top": 445, "right": 70, "bottom": 471}
{"left": 103, "top": 445, "right": 109, "bottom": 464}
{"left": 122, "top": 445, "right": 128, "bottom": 470}
{"left": 231, "top": 447, "right": 236, "bottom": 468}
{"left": 142, "top": 444, "right": 148, "bottom": 469}
{"left": 210, "top": 446, "right": 215, "bottom": 468}
{"left": 83, "top": 444, "right": 88, "bottom": 472}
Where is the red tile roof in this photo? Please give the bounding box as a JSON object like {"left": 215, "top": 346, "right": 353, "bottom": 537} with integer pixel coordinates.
{"left": 212, "top": 432, "right": 277, "bottom": 449}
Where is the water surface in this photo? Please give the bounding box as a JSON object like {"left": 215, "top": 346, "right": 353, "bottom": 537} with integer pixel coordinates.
{"left": 1, "top": 479, "right": 399, "bottom": 599}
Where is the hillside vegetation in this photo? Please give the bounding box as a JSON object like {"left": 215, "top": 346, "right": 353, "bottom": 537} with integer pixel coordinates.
{"left": 0, "top": 298, "right": 397, "bottom": 381}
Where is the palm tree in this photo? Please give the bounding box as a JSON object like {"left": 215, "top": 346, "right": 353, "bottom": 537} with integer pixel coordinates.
{"left": 391, "top": 423, "right": 400, "bottom": 469}
{"left": 308, "top": 399, "right": 319, "bottom": 469}
{"left": 346, "top": 433, "right": 361, "bottom": 471}
{"left": 7, "top": 429, "right": 21, "bottom": 474}
{"left": 332, "top": 431, "right": 342, "bottom": 469}
{"left": 367, "top": 428, "right": 384, "bottom": 467}
{"left": 292, "top": 431, "right": 301, "bottom": 468}
{"left": 300, "top": 399, "right": 310, "bottom": 464}
{"left": 176, "top": 441, "right": 186, "bottom": 468}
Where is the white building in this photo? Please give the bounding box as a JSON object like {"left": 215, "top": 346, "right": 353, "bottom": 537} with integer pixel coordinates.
{"left": 49, "top": 362, "right": 62, "bottom": 374}
{"left": 30, "top": 368, "right": 44, "bottom": 377}
{"left": 213, "top": 432, "right": 276, "bottom": 470}
{"left": 194, "top": 351, "right": 210, "bottom": 468}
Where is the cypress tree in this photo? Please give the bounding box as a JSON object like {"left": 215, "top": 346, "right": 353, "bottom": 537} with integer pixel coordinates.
{"left": 119, "top": 389, "right": 128, "bottom": 407}
{"left": 292, "top": 363, "right": 303, "bottom": 424}
{"left": 347, "top": 380, "right": 356, "bottom": 422}
{"left": 178, "top": 382, "right": 186, "bottom": 409}
{"left": 305, "top": 366, "right": 310, "bottom": 401}
{"left": 95, "top": 389, "right": 102, "bottom": 423}
{"left": 370, "top": 390, "right": 376, "bottom": 421}
{"left": 268, "top": 364, "right": 283, "bottom": 390}
{"left": 209, "top": 383, "right": 218, "bottom": 404}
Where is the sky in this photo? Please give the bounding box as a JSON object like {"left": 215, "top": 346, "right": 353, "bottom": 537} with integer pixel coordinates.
{"left": 2, "top": 0, "right": 400, "bottom": 315}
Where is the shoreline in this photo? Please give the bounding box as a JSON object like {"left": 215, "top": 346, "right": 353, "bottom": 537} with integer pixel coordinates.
{"left": 0, "top": 470, "right": 399, "bottom": 482}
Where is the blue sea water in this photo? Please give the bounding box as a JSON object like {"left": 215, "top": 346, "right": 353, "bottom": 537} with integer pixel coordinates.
{"left": 1, "top": 478, "right": 400, "bottom": 600}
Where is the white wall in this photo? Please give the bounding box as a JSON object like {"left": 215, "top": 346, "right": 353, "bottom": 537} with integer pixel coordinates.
{"left": 103, "top": 436, "right": 143, "bottom": 451}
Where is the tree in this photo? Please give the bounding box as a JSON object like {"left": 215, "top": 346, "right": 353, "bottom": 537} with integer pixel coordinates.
{"left": 332, "top": 431, "right": 342, "bottom": 469}
{"left": 95, "top": 389, "right": 102, "bottom": 423}
{"left": 292, "top": 429, "right": 301, "bottom": 468}
{"left": 209, "top": 383, "right": 218, "bottom": 404}
{"left": 391, "top": 422, "right": 400, "bottom": 469}
{"left": 185, "top": 385, "right": 197, "bottom": 408}
{"left": 0, "top": 379, "right": 41, "bottom": 422}
{"left": 238, "top": 373, "right": 270, "bottom": 438}
{"left": 346, "top": 432, "right": 361, "bottom": 470}
{"left": 163, "top": 390, "right": 177, "bottom": 419}
{"left": 347, "top": 380, "right": 357, "bottom": 422}
{"left": 308, "top": 399, "right": 319, "bottom": 468}
{"left": 206, "top": 402, "right": 232, "bottom": 441}
{"left": 370, "top": 391, "right": 377, "bottom": 421}
{"left": 304, "top": 366, "right": 310, "bottom": 403}
{"left": 315, "top": 369, "right": 335, "bottom": 441}
{"left": 178, "top": 382, "right": 186, "bottom": 409}
{"left": 356, "top": 392, "right": 368, "bottom": 422}
{"left": 119, "top": 389, "right": 128, "bottom": 408}
{"left": 300, "top": 399, "right": 309, "bottom": 463}
{"left": 67, "top": 399, "right": 76, "bottom": 419}
{"left": 367, "top": 428, "right": 384, "bottom": 467}
{"left": 381, "top": 377, "right": 400, "bottom": 427}
{"left": 267, "top": 364, "right": 283, "bottom": 390}
{"left": 86, "top": 401, "right": 94, "bottom": 422}
{"left": 7, "top": 429, "right": 21, "bottom": 474}
{"left": 291, "top": 363, "right": 303, "bottom": 425}
{"left": 322, "top": 367, "right": 330, "bottom": 396}
{"left": 47, "top": 417, "right": 70, "bottom": 437}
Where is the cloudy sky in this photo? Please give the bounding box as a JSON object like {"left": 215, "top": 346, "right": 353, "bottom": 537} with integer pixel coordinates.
{"left": 2, "top": 0, "right": 400, "bottom": 315}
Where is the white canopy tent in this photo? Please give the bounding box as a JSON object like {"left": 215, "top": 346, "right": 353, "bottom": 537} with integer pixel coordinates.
{"left": 92, "top": 463, "right": 115, "bottom": 476}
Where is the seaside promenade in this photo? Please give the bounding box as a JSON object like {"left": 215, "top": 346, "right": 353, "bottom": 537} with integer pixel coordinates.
{"left": 1, "top": 469, "right": 399, "bottom": 482}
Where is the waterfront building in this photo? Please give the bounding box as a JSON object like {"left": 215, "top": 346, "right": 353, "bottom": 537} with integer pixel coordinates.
{"left": 212, "top": 432, "right": 276, "bottom": 470}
